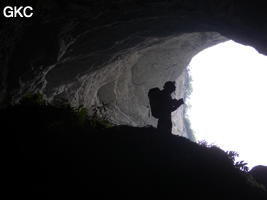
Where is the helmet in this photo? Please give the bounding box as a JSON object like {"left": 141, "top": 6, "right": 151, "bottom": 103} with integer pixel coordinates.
{"left": 163, "top": 81, "right": 176, "bottom": 91}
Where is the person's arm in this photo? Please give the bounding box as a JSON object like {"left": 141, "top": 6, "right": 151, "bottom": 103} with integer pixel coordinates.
{"left": 171, "top": 98, "right": 184, "bottom": 111}
{"left": 177, "top": 98, "right": 184, "bottom": 106}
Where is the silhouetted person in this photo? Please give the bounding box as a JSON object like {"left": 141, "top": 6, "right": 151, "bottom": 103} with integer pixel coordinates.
{"left": 148, "top": 81, "right": 184, "bottom": 135}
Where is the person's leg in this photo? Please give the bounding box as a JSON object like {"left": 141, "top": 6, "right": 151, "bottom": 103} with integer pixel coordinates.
{"left": 157, "top": 116, "right": 172, "bottom": 135}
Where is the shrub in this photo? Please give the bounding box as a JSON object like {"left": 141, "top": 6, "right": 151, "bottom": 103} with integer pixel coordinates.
{"left": 19, "top": 92, "right": 47, "bottom": 106}
{"left": 18, "top": 93, "right": 114, "bottom": 129}
{"left": 198, "top": 140, "right": 249, "bottom": 172}
{"left": 226, "top": 151, "right": 249, "bottom": 172}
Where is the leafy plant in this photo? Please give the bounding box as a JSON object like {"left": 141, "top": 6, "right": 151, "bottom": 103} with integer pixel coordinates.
{"left": 88, "top": 103, "right": 114, "bottom": 129}
{"left": 74, "top": 105, "right": 89, "bottom": 126}
{"left": 226, "top": 150, "right": 239, "bottom": 162}
{"left": 198, "top": 140, "right": 210, "bottom": 147}
{"left": 18, "top": 93, "right": 114, "bottom": 130}
{"left": 198, "top": 140, "right": 249, "bottom": 172}
{"left": 198, "top": 140, "right": 217, "bottom": 148}
{"left": 19, "top": 92, "right": 47, "bottom": 106}
{"left": 226, "top": 151, "right": 249, "bottom": 172}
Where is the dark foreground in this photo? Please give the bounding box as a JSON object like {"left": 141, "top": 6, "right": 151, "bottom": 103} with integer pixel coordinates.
{"left": 1, "top": 103, "right": 267, "bottom": 200}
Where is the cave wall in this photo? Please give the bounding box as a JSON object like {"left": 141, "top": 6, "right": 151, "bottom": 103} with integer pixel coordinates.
{"left": 44, "top": 32, "right": 224, "bottom": 129}
{"left": 1, "top": 0, "right": 267, "bottom": 138}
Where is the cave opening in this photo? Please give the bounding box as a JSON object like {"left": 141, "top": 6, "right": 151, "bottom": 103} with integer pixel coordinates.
{"left": 184, "top": 40, "right": 267, "bottom": 169}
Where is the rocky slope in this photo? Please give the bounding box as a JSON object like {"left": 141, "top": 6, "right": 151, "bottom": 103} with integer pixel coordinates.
{"left": 1, "top": 102, "right": 267, "bottom": 199}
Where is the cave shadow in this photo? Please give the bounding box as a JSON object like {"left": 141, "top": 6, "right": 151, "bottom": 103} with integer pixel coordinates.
{"left": 1, "top": 102, "right": 267, "bottom": 200}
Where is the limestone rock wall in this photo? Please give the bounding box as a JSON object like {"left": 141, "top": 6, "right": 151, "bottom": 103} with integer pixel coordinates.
{"left": 13, "top": 30, "right": 226, "bottom": 137}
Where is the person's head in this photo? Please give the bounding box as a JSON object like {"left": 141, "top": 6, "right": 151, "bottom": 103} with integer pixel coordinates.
{"left": 163, "top": 81, "right": 176, "bottom": 93}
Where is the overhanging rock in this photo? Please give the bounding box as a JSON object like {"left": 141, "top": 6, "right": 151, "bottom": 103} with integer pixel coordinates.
{"left": 40, "top": 32, "right": 226, "bottom": 138}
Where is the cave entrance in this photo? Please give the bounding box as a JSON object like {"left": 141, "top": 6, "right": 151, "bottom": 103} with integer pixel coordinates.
{"left": 184, "top": 40, "right": 267, "bottom": 169}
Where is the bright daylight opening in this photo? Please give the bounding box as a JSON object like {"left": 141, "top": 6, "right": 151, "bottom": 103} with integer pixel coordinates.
{"left": 186, "top": 40, "right": 267, "bottom": 170}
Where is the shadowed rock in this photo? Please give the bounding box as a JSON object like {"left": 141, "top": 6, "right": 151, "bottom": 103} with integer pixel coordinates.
{"left": 250, "top": 165, "right": 267, "bottom": 188}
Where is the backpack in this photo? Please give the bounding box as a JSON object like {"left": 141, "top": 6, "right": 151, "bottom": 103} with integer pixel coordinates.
{"left": 148, "top": 87, "right": 162, "bottom": 119}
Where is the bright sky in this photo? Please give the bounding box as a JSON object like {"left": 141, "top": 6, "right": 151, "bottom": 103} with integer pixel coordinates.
{"left": 186, "top": 40, "right": 267, "bottom": 170}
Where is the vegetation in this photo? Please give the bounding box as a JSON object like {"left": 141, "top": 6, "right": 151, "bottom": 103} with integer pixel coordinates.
{"left": 198, "top": 140, "right": 249, "bottom": 172}
{"left": 19, "top": 92, "right": 47, "bottom": 106}
{"left": 226, "top": 150, "right": 249, "bottom": 172}
{"left": 88, "top": 103, "right": 114, "bottom": 129}
{"left": 183, "top": 65, "right": 196, "bottom": 142}
{"left": 18, "top": 92, "right": 114, "bottom": 129}
{"left": 197, "top": 140, "right": 267, "bottom": 191}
